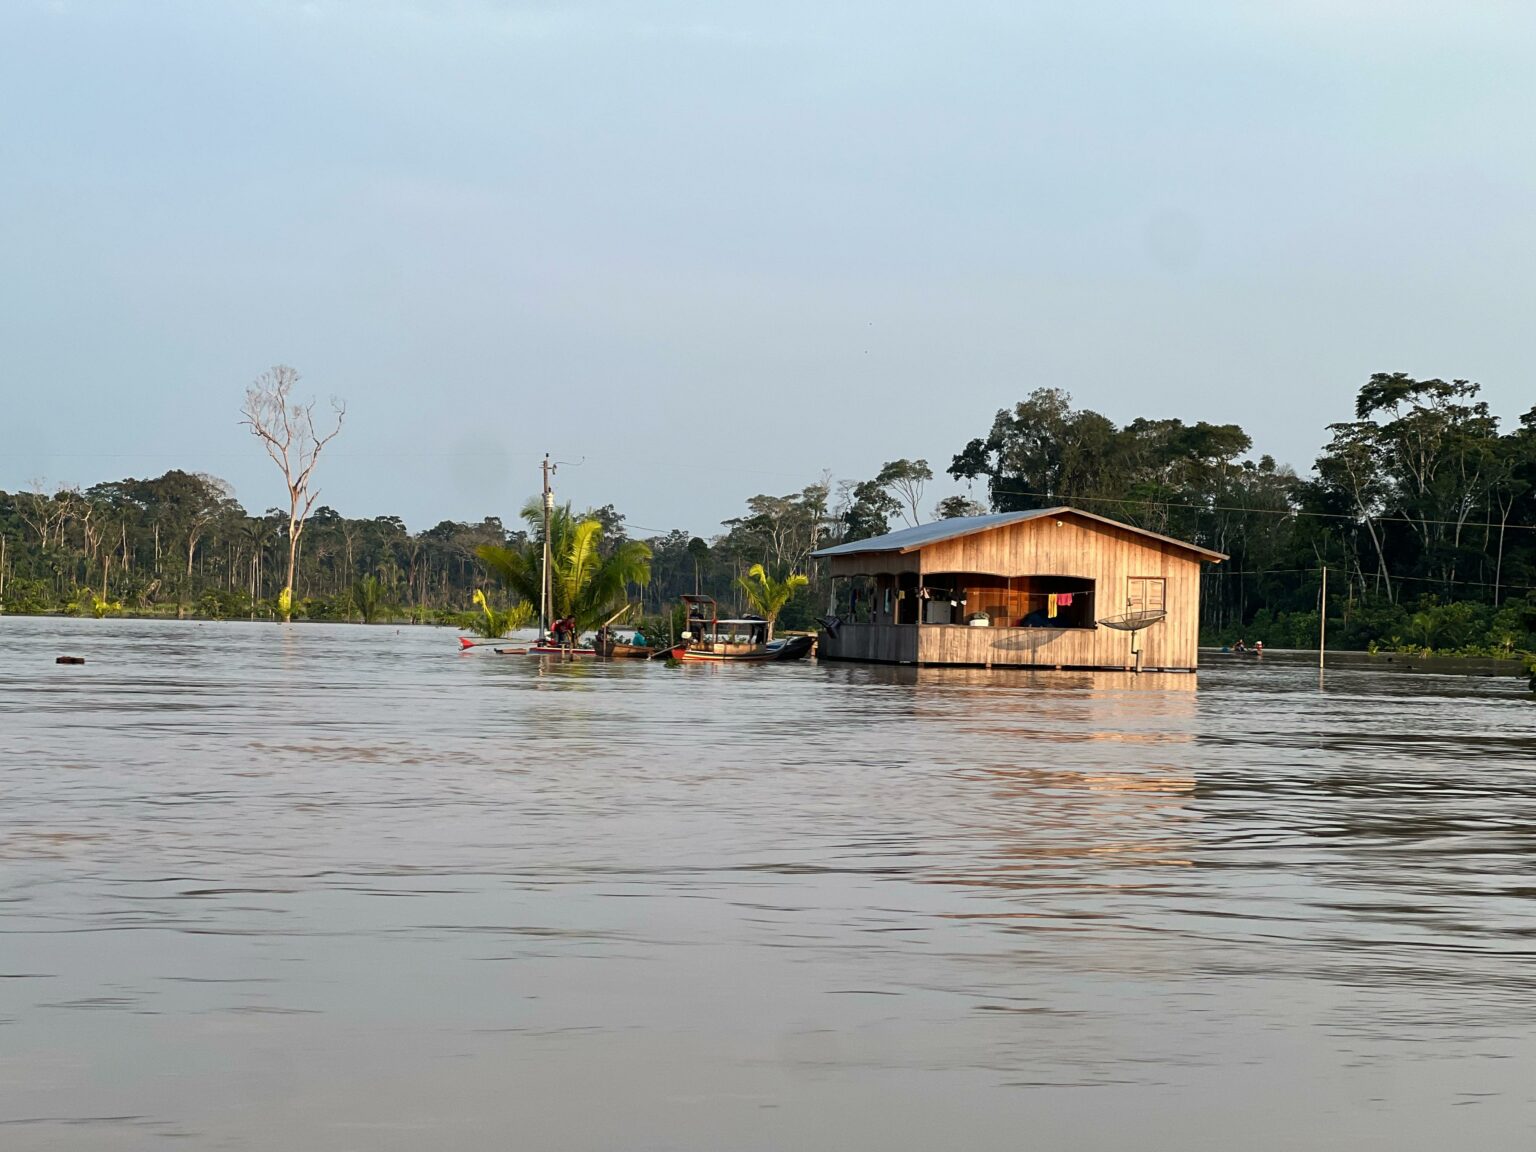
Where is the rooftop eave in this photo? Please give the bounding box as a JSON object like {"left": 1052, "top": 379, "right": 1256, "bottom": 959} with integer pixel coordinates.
{"left": 813, "top": 506, "right": 1229, "bottom": 564}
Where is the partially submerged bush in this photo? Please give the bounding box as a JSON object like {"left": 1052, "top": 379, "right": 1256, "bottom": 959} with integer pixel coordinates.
{"left": 1, "top": 577, "right": 53, "bottom": 614}
{"left": 467, "top": 590, "right": 533, "bottom": 639}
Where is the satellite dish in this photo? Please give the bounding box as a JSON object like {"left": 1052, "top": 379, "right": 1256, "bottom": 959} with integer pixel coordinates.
{"left": 1098, "top": 609, "right": 1166, "bottom": 632}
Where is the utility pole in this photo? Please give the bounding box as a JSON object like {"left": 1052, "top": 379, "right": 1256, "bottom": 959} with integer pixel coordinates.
{"left": 541, "top": 453, "right": 555, "bottom": 640}
{"left": 1318, "top": 565, "right": 1328, "bottom": 671}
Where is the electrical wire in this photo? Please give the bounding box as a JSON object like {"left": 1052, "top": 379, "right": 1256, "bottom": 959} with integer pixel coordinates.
{"left": 1203, "top": 567, "right": 1535, "bottom": 594}
{"left": 976, "top": 481, "right": 1536, "bottom": 534}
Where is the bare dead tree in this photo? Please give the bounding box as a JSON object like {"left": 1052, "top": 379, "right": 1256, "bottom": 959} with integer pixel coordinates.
{"left": 240, "top": 366, "right": 346, "bottom": 623}
{"left": 17, "top": 482, "right": 72, "bottom": 551}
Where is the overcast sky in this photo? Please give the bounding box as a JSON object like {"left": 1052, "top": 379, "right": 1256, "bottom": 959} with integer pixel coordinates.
{"left": 3, "top": 1, "right": 1533, "bottom": 534}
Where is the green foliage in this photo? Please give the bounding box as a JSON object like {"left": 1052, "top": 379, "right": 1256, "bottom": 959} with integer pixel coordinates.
{"left": 0, "top": 475, "right": 531, "bottom": 624}
{"left": 297, "top": 594, "right": 349, "bottom": 622}
{"left": 630, "top": 604, "right": 686, "bottom": 648}
{"left": 476, "top": 500, "right": 651, "bottom": 632}
{"left": 1, "top": 577, "right": 52, "bottom": 614}
{"left": 837, "top": 460, "right": 936, "bottom": 539}
{"left": 940, "top": 379, "right": 1536, "bottom": 655}
{"left": 875, "top": 459, "right": 932, "bottom": 527}
{"left": 89, "top": 592, "right": 124, "bottom": 618}
{"left": 935, "top": 495, "right": 988, "bottom": 519}
{"left": 3, "top": 365, "right": 1533, "bottom": 657}
{"left": 1204, "top": 592, "right": 1536, "bottom": 659}
{"left": 62, "top": 588, "right": 123, "bottom": 618}
{"left": 721, "top": 486, "right": 830, "bottom": 573}
{"left": 950, "top": 387, "right": 1255, "bottom": 520}
{"left": 196, "top": 588, "right": 251, "bottom": 620}
{"left": 736, "top": 563, "right": 808, "bottom": 639}
{"left": 351, "top": 575, "right": 384, "bottom": 624}
{"left": 466, "top": 589, "right": 534, "bottom": 638}
{"left": 843, "top": 479, "right": 899, "bottom": 541}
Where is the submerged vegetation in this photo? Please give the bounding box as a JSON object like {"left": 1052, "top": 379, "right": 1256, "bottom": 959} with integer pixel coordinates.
{"left": 1, "top": 370, "right": 1533, "bottom": 665}
{"left": 0, "top": 468, "right": 520, "bottom": 625}
{"left": 467, "top": 589, "right": 534, "bottom": 639}
{"left": 736, "top": 564, "right": 809, "bottom": 641}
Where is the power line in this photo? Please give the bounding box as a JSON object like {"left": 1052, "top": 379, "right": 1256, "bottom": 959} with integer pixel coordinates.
{"left": 977, "top": 482, "right": 1536, "bottom": 534}
{"left": 1203, "top": 567, "right": 1536, "bottom": 594}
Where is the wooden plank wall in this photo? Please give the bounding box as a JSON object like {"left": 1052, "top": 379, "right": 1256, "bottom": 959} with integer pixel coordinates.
{"left": 824, "top": 513, "right": 1207, "bottom": 669}
{"left": 819, "top": 623, "right": 919, "bottom": 664}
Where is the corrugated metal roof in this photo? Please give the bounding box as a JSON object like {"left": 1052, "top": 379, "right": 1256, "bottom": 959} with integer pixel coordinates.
{"left": 810, "top": 506, "right": 1227, "bottom": 562}
{"left": 811, "top": 510, "right": 1056, "bottom": 557}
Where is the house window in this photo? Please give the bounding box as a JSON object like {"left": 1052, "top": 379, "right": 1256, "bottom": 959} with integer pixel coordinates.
{"left": 1127, "top": 577, "right": 1166, "bottom": 614}
{"left": 920, "top": 573, "right": 1096, "bottom": 628}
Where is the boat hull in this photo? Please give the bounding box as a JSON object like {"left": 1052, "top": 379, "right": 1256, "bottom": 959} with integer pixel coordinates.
{"left": 767, "top": 635, "right": 815, "bottom": 661}
{"left": 597, "top": 642, "right": 657, "bottom": 659}
{"left": 674, "top": 648, "right": 774, "bottom": 663}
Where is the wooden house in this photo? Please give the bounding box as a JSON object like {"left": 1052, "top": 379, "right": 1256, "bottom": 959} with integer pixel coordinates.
{"left": 811, "top": 507, "right": 1226, "bottom": 672}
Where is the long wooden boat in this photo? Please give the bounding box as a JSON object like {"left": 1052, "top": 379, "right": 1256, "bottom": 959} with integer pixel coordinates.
{"left": 675, "top": 595, "right": 770, "bottom": 662}
{"left": 460, "top": 642, "right": 592, "bottom": 657}
{"left": 525, "top": 642, "right": 598, "bottom": 657}
{"left": 673, "top": 596, "right": 813, "bottom": 663}
{"left": 676, "top": 644, "right": 776, "bottom": 663}
{"left": 594, "top": 634, "right": 659, "bottom": 659}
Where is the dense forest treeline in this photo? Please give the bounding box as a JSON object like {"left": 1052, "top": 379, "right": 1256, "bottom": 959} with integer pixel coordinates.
{"left": 3, "top": 372, "right": 1535, "bottom": 659}
{"left": 942, "top": 375, "right": 1536, "bottom": 656}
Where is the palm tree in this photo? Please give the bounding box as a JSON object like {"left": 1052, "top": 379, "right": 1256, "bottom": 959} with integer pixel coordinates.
{"left": 351, "top": 574, "right": 384, "bottom": 624}
{"left": 475, "top": 500, "right": 651, "bottom": 632}
{"left": 737, "top": 563, "right": 808, "bottom": 640}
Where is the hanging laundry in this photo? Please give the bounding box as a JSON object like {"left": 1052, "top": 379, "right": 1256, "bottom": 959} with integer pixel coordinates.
{"left": 1057, "top": 592, "right": 1073, "bottom": 608}
{"left": 1047, "top": 594, "right": 1058, "bottom": 619}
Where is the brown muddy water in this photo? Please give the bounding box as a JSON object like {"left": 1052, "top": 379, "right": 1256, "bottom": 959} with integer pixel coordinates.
{"left": 2, "top": 618, "right": 1535, "bottom": 1151}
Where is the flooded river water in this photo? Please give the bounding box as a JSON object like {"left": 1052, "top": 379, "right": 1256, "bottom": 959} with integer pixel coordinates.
{"left": 2, "top": 618, "right": 1535, "bottom": 1150}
